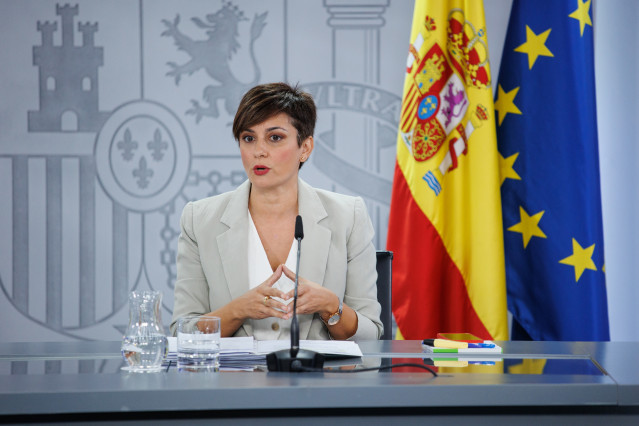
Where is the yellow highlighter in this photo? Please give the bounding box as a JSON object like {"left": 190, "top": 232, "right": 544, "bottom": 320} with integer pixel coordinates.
{"left": 422, "top": 339, "right": 468, "bottom": 349}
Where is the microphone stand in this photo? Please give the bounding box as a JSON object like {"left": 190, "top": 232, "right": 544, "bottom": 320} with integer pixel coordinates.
{"left": 289, "top": 231, "right": 302, "bottom": 358}
{"left": 266, "top": 216, "right": 324, "bottom": 372}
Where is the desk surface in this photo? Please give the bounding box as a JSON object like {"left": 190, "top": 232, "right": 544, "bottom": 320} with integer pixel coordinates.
{"left": 1, "top": 340, "right": 638, "bottom": 422}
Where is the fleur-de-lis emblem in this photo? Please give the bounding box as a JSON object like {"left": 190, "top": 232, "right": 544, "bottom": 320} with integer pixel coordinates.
{"left": 117, "top": 129, "right": 138, "bottom": 161}
{"left": 132, "top": 156, "right": 153, "bottom": 189}
{"left": 147, "top": 129, "right": 168, "bottom": 161}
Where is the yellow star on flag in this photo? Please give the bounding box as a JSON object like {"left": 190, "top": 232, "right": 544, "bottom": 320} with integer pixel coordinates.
{"left": 508, "top": 206, "right": 547, "bottom": 249}
{"left": 494, "top": 85, "right": 522, "bottom": 126}
{"left": 499, "top": 152, "right": 521, "bottom": 185}
{"left": 569, "top": 0, "right": 593, "bottom": 36}
{"left": 559, "top": 238, "right": 597, "bottom": 282}
{"left": 514, "top": 25, "right": 554, "bottom": 69}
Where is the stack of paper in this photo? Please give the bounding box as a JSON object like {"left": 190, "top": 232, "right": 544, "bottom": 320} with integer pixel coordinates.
{"left": 256, "top": 339, "right": 363, "bottom": 357}
{"left": 166, "top": 336, "right": 263, "bottom": 371}
{"left": 165, "top": 337, "right": 363, "bottom": 371}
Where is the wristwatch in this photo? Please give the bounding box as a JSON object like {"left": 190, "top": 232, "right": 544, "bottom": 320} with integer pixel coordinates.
{"left": 325, "top": 299, "right": 343, "bottom": 326}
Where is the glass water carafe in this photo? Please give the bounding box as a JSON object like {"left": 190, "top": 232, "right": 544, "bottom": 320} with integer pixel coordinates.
{"left": 121, "top": 290, "right": 168, "bottom": 372}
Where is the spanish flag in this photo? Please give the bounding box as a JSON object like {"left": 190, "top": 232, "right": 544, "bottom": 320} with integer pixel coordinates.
{"left": 387, "top": 0, "right": 507, "bottom": 340}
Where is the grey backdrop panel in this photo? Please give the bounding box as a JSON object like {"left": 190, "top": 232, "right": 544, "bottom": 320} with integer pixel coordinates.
{"left": 0, "top": 0, "right": 412, "bottom": 343}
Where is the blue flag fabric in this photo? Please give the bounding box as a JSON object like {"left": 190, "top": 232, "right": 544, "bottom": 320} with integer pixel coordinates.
{"left": 495, "top": 0, "right": 609, "bottom": 340}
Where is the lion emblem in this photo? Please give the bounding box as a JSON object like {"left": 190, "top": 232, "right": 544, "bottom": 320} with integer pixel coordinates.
{"left": 162, "top": 1, "right": 268, "bottom": 122}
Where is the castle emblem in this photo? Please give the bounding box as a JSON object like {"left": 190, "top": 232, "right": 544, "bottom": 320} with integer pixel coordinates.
{"left": 162, "top": 1, "right": 268, "bottom": 122}
{"left": 28, "top": 4, "right": 109, "bottom": 132}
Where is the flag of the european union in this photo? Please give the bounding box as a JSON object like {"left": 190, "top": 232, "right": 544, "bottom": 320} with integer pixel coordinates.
{"left": 495, "top": 0, "right": 609, "bottom": 340}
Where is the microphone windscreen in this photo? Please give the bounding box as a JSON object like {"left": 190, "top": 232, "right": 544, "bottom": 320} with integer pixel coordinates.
{"left": 295, "top": 215, "right": 304, "bottom": 240}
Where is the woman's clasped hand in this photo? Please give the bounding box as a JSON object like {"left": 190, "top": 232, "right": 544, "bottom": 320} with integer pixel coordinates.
{"left": 281, "top": 265, "right": 338, "bottom": 318}
{"left": 233, "top": 265, "right": 292, "bottom": 321}
{"left": 233, "top": 264, "right": 338, "bottom": 321}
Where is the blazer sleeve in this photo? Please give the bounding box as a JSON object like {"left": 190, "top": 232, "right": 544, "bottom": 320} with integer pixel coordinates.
{"left": 170, "top": 202, "right": 211, "bottom": 336}
{"left": 344, "top": 197, "right": 383, "bottom": 341}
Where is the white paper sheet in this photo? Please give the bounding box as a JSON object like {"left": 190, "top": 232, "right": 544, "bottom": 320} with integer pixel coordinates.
{"left": 256, "top": 340, "right": 363, "bottom": 357}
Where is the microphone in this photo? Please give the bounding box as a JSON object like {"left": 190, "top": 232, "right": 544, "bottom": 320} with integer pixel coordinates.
{"left": 295, "top": 214, "right": 304, "bottom": 239}
{"left": 266, "top": 215, "right": 324, "bottom": 372}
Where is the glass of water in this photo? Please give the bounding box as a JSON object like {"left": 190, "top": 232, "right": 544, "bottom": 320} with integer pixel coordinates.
{"left": 177, "top": 316, "right": 221, "bottom": 372}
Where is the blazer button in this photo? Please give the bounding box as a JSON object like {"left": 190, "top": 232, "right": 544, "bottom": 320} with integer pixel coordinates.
{"left": 271, "top": 322, "right": 280, "bottom": 331}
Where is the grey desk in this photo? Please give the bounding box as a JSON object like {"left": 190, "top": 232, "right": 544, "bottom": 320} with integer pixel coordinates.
{"left": 1, "top": 340, "right": 638, "bottom": 425}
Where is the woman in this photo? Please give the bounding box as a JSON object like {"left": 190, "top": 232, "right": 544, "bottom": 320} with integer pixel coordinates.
{"left": 171, "top": 82, "right": 382, "bottom": 341}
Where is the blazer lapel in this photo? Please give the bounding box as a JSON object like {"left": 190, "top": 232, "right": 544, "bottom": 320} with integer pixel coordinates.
{"left": 297, "top": 179, "right": 331, "bottom": 339}
{"left": 217, "top": 180, "right": 253, "bottom": 337}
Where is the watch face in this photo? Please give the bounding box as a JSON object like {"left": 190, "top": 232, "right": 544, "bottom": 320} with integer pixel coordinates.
{"left": 327, "top": 314, "right": 340, "bottom": 326}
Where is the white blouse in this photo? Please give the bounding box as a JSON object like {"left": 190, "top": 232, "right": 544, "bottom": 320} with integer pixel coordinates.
{"left": 247, "top": 211, "right": 298, "bottom": 340}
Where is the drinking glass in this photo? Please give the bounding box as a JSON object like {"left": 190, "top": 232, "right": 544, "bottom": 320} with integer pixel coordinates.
{"left": 177, "top": 316, "right": 221, "bottom": 371}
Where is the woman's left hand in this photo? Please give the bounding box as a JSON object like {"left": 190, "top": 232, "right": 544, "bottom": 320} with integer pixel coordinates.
{"left": 281, "top": 265, "right": 339, "bottom": 317}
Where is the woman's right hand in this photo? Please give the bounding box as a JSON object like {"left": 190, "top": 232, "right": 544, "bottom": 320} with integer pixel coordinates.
{"left": 232, "top": 264, "right": 292, "bottom": 321}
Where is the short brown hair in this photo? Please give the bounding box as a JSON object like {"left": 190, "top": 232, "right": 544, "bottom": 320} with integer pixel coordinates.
{"left": 232, "top": 82, "right": 316, "bottom": 147}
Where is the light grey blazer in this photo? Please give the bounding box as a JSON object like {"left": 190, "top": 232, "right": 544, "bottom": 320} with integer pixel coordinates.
{"left": 170, "top": 178, "right": 383, "bottom": 341}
